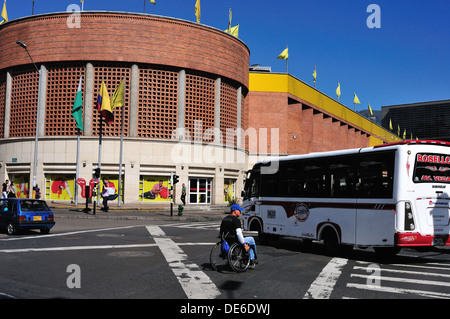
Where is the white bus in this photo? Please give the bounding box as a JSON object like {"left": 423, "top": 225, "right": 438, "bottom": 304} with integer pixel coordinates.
{"left": 242, "top": 140, "right": 450, "bottom": 255}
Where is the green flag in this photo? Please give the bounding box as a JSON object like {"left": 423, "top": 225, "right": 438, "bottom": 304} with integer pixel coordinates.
{"left": 71, "top": 76, "right": 84, "bottom": 131}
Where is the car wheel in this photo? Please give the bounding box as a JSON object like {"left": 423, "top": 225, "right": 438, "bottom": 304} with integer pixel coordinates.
{"left": 40, "top": 228, "right": 50, "bottom": 234}
{"left": 6, "top": 222, "right": 16, "bottom": 236}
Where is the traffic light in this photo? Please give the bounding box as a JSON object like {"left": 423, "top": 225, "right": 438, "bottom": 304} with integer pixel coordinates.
{"left": 94, "top": 167, "right": 100, "bottom": 179}
{"left": 173, "top": 174, "right": 179, "bottom": 184}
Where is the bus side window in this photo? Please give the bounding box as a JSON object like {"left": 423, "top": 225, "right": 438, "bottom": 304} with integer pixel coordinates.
{"left": 357, "top": 151, "right": 394, "bottom": 198}
{"left": 303, "top": 160, "right": 327, "bottom": 197}
{"left": 329, "top": 156, "right": 356, "bottom": 198}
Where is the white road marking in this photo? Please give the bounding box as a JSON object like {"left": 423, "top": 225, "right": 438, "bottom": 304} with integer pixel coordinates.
{"left": 353, "top": 265, "right": 450, "bottom": 278}
{"left": 303, "top": 257, "right": 348, "bottom": 299}
{"left": 0, "top": 242, "right": 216, "bottom": 253}
{"left": 351, "top": 273, "right": 450, "bottom": 288}
{"left": 347, "top": 283, "right": 450, "bottom": 299}
{"left": 146, "top": 225, "right": 221, "bottom": 299}
{"left": 0, "top": 225, "right": 142, "bottom": 241}
{"left": 0, "top": 243, "right": 158, "bottom": 253}
{"left": 0, "top": 292, "right": 16, "bottom": 299}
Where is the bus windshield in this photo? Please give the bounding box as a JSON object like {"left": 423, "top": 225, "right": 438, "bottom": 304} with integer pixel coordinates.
{"left": 413, "top": 152, "right": 450, "bottom": 183}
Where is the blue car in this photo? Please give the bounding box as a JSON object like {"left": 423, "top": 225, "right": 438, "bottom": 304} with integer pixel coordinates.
{"left": 0, "top": 198, "right": 55, "bottom": 235}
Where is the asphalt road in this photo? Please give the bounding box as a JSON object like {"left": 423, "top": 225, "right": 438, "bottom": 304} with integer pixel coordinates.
{"left": 1, "top": 217, "right": 450, "bottom": 304}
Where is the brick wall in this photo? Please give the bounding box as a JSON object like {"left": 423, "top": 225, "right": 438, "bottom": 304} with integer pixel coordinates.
{"left": 247, "top": 91, "right": 371, "bottom": 155}
{"left": 0, "top": 12, "right": 249, "bottom": 88}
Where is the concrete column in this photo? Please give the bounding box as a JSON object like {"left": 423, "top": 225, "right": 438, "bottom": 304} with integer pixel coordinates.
{"left": 4, "top": 71, "right": 12, "bottom": 138}
{"left": 214, "top": 77, "right": 221, "bottom": 144}
{"left": 129, "top": 64, "right": 139, "bottom": 138}
{"left": 177, "top": 69, "right": 186, "bottom": 140}
{"left": 236, "top": 86, "right": 242, "bottom": 148}
{"left": 37, "top": 64, "right": 47, "bottom": 137}
{"left": 84, "top": 63, "right": 94, "bottom": 136}
{"left": 214, "top": 165, "right": 224, "bottom": 205}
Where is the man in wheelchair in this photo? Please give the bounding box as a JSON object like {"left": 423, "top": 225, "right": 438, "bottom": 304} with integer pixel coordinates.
{"left": 220, "top": 204, "right": 258, "bottom": 269}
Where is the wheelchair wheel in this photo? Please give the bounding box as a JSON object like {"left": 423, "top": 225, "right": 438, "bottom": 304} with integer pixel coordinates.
{"left": 227, "top": 242, "right": 250, "bottom": 272}
{"left": 209, "top": 242, "right": 228, "bottom": 271}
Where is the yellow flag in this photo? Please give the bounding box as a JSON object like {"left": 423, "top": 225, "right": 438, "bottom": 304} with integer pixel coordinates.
{"left": 225, "top": 25, "right": 239, "bottom": 37}
{"left": 312, "top": 65, "right": 317, "bottom": 83}
{"left": 111, "top": 79, "right": 125, "bottom": 110}
{"left": 353, "top": 93, "right": 361, "bottom": 105}
{"left": 397, "top": 125, "right": 400, "bottom": 137}
{"left": 403, "top": 129, "right": 406, "bottom": 139}
{"left": 368, "top": 104, "right": 373, "bottom": 116}
{"left": 0, "top": 1, "right": 8, "bottom": 24}
{"left": 195, "top": 0, "right": 200, "bottom": 23}
{"left": 97, "top": 81, "right": 113, "bottom": 125}
{"left": 277, "top": 47, "right": 288, "bottom": 60}
{"left": 336, "top": 82, "right": 341, "bottom": 100}
{"left": 389, "top": 119, "right": 393, "bottom": 131}
{"left": 225, "top": 24, "right": 239, "bottom": 37}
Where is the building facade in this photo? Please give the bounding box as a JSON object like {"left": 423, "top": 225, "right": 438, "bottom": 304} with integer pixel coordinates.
{"left": 381, "top": 100, "right": 450, "bottom": 141}
{"left": 0, "top": 11, "right": 399, "bottom": 206}
{"left": 247, "top": 72, "right": 400, "bottom": 166}
{"left": 0, "top": 12, "right": 249, "bottom": 205}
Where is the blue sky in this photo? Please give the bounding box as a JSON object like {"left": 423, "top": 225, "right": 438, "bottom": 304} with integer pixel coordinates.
{"left": 3, "top": 0, "right": 450, "bottom": 112}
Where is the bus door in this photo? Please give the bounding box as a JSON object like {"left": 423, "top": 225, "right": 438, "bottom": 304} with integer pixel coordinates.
{"left": 242, "top": 168, "right": 262, "bottom": 221}
{"left": 355, "top": 150, "right": 396, "bottom": 246}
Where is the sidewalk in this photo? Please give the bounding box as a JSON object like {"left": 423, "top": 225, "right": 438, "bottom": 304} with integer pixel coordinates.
{"left": 48, "top": 201, "right": 230, "bottom": 222}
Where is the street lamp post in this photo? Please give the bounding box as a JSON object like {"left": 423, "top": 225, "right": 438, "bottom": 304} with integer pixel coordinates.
{"left": 16, "top": 41, "right": 41, "bottom": 199}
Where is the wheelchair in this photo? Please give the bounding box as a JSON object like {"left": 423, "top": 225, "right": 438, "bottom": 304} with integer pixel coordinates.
{"left": 209, "top": 239, "right": 252, "bottom": 272}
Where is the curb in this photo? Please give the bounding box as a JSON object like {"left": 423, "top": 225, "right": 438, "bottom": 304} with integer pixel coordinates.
{"left": 51, "top": 205, "right": 227, "bottom": 223}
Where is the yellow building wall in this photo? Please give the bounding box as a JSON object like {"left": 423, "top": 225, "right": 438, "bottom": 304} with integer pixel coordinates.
{"left": 249, "top": 72, "right": 401, "bottom": 146}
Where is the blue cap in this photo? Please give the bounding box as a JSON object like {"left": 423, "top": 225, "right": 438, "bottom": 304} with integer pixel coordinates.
{"left": 230, "top": 204, "right": 244, "bottom": 211}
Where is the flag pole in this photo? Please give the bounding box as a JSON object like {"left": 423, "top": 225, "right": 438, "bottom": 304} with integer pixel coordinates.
{"left": 143, "top": 0, "right": 145, "bottom": 13}
{"left": 97, "top": 79, "right": 103, "bottom": 208}
{"left": 74, "top": 128, "right": 81, "bottom": 206}
{"left": 118, "top": 77, "right": 125, "bottom": 207}
{"left": 285, "top": 45, "right": 288, "bottom": 73}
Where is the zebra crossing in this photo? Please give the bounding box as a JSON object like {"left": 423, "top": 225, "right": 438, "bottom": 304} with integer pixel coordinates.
{"left": 162, "top": 221, "right": 220, "bottom": 231}
{"left": 344, "top": 258, "right": 450, "bottom": 299}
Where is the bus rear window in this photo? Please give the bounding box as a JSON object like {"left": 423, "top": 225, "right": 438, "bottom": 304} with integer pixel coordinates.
{"left": 413, "top": 153, "right": 450, "bottom": 183}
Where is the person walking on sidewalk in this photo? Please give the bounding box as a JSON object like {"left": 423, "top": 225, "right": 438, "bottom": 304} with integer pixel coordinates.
{"left": 180, "top": 183, "right": 186, "bottom": 205}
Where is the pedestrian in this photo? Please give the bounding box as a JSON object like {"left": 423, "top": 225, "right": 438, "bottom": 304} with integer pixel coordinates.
{"left": 219, "top": 204, "right": 258, "bottom": 269}
{"left": 180, "top": 183, "right": 186, "bottom": 205}
{"left": 8, "top": 181, "right": 16, "bottom": 198}
{"left": 34, "top": 184, "right": 41, "bottom": 199}
{"left": 101, "top": 177, "right": 118, "bottom": 212}
{"left": 2, "top": 180, "right": 9, "bottom": 198}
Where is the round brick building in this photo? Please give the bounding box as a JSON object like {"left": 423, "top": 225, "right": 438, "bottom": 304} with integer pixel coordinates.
{"left": 0, "top": 11, "right": 250, "bottom": 205}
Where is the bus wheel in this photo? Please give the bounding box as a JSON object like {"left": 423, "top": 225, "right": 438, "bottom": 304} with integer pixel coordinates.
{"left": 250, "top": 220, "right": 267, "bottom": 244}
{"left": 322, "top": 228, "right": 339, "bottom": 254}
{"left": 374, "top": 247, "right": 401, "bottom": 257}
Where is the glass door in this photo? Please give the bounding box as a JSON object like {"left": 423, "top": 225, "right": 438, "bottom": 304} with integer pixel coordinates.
{"left": 189, "top": 178, "right": 212, "bottom": 204}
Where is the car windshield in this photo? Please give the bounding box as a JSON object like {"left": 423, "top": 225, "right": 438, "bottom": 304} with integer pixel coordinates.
{"left": 20, "top": 200, "right": 50, "bottom": 212}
